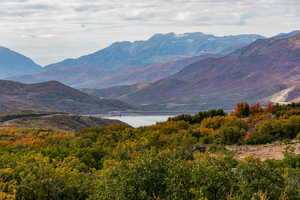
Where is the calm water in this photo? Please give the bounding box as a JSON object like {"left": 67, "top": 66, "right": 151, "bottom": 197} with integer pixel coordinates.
{"left": 104, "top": 115, "right": 173, "bottom": 127}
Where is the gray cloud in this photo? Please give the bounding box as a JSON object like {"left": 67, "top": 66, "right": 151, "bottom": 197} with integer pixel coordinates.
{"left": 0, "top": 0, "right": 299, "bottom": 65}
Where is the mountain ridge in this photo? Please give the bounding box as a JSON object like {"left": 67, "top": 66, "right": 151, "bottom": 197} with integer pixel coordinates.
{"left": 44, "top": 32, "right": 264, "bottom": 70}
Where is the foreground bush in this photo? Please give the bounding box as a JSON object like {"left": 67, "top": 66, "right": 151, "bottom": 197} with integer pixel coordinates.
{"left": 246, "top": 116, "right": 300, "bottom": 144}
{"left": 89, "top": 151, "right": 300, "bottom": 200}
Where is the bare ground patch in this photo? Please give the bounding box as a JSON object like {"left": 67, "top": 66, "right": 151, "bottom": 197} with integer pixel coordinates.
{"left": 228, "top": 142, "right": 300, "bottom": 160}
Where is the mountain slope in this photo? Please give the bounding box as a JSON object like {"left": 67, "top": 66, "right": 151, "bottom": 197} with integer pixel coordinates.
{"left": 10, "top": 54, "right": 222, "bottom": 89}
{"left": 0, "top": 47, "right": 42, "bottom": 78}
{"left": 0, "top": 80, "right": 135, "bottom": 114}
{"left": 100, "top": 33, "right": 300, "bottom": 110}
{"left": 92, "top": 54, "right": 222, "bottom": 88}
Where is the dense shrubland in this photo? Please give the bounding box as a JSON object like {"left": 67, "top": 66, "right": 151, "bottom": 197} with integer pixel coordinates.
{"left": 0, "top": 102, "right": 300, "bottom": 199}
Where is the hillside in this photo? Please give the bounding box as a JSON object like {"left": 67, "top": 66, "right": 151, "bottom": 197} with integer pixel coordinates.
{"left": 76, "top": 54, "right": 222, "bottom": 88}
{"left": 0, "top": 111, "right": 127, "bottom": 131}
{"left": 0, "top": 46, "right": 42, "bottom": 78}
{"left": 99, "top": 33, "right": 300, "bottom": 110}
{"left": 8, "top": 33, "right": 263, "bottom": 89}
{"left": 0, "top": 80, "right": 135, "bottom": 114}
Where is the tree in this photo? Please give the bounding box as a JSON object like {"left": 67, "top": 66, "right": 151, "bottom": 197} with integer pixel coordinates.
{"left": 250, "top": 103, "right": 263, "bottom": 114}
{"left": 232, "top": 102, "right": 250, "bottom": 117}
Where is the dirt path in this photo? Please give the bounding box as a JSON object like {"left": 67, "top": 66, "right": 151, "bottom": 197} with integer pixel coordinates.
{"left": 228, "top": 143, "right": 300, "bottom": 160}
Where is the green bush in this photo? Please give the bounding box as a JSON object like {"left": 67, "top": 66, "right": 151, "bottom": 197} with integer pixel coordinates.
{"left": 217, "top": 126, "right": 246, "bottom": 145}
{"left": 169, "top": 109, "right": 226, "bottom": 124}
{"left": 246, "top": 116, "right": 300, "bottom": 144}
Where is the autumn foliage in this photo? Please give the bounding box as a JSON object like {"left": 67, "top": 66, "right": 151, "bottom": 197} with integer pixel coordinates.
{"left": 0, "top": 102, "right": 299, "bottom": 199}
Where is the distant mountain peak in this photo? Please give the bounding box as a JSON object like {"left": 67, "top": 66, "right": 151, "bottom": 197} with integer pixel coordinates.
{"left": 111, "top": 41, "right": 132, "bottom": 47}
{"left": 0, "top": 46, "right": 42, "bottom": 78}
{"left": 148, "top": 33, "right": 176, "bottom": 40}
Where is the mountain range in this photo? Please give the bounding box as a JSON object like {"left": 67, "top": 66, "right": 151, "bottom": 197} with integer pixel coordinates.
{"left": 7, "top": 32, "right": 264, "bottom": 89}
{"left": 0, "top": 80, "right": 135, "bottom": 114}
{"left": 84, "top": 32, "right": 300, "bottom": 111}
{"left": 45, "top": 32, "right": 264, "bottom": 70}
{"left": 1, "top": 31, "right": 300, "bottom": 112}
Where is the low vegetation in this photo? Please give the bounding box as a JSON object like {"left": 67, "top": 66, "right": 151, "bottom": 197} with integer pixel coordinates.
{"left": 0, "top": 102, "right": 300, "bottom": 199}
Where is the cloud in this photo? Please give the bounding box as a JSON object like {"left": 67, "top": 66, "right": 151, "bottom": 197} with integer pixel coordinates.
{"left": 0, "top": 0, "right": 299, "bottom": 65}
{"left": 21, "top": 34, "right": 56, "bottom": 39}
{"left": 1, "top": 0, "right": 297, "bottom": 30}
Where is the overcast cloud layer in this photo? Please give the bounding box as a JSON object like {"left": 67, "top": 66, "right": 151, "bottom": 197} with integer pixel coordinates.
{"left": 0, "top": 0, "right": 299, "bottom": 65}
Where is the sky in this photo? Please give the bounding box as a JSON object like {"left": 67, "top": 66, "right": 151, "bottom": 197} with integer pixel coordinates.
{"left": 0, "top": 0, "right": 299, "bottom": 66}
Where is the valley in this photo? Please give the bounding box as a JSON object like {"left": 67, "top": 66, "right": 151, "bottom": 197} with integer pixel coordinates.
{"left": 2, "top": 0, "right": 300, "bottom": 198}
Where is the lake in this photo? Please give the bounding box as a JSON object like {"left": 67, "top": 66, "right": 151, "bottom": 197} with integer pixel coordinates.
{"left": 104, "top": 115, "right": 174, "bottom": 127}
